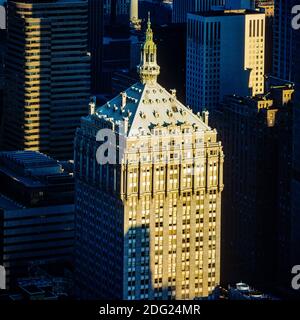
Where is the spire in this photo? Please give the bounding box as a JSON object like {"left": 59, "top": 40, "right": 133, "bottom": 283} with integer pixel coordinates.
{"left": 147, "top": 12, "right": 151, "bottom": 31}
{"left": 137, "top": 13, "right": 160, "bottom": 85}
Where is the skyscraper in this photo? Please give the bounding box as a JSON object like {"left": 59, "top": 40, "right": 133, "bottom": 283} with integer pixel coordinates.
{"left": 291, "top": 94, "right": 300, "bottom": 284}
{"left": 172, "top": 0, "right": 225, "bottom": 23}
{"left": 74, "top": 18, "right": 224, "bottom": 300}
{"left": 0, "top": 151, "right": 75, "bottom": 290}
{"left": 88, "top": 0, "right": 104, "bottom": 93}
{"left": 2, "top": 0, "right": 90, "bottom": 160}
{"left": 0, "top": 13, "right": 6, "bottom": 127}
{"left": 255, "top": 1, "right": 274, "bottom": 74}
{"left": 273, "top": 0, "right": 300, "bottom": 292}
{"left": 273, "top": 0, "right": 300, "bottom": 97}
{"left": 186, "top": 8, "right": 265, "bottom": 113}
{"left": 104, "top": 0, "right": 130, "bottom": 25}
{"left": 214, "top": 80, "right": 294, "bottom": 290}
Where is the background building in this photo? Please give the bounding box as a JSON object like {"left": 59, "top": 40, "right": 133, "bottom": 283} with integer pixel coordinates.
{"left": 139, "top": 0, "right": 172, "bottom": 26}
{"left": 172, "top": 0, "right": 225, "bottom": 23}
{"left": 213, "top": 80, "right": 294, "bottom": 291}
{"left": 101, "top": 31, "right": 142, "bottom": 93}
{"left": 186, "top": 8, "right": 265, "bottom": 113}
{"left": 273, "top": 0, "right": 300, "bottom": 97}
{"left": 255, "top": 0, "right": 274, "bottom": 75}
{"left": 104, "top": 0, "right": 130, "bottom": 25}
{"left": 0, "top": 151, "right": 74, "bottom": 290}
{"left": 291, "top": 100, "right": 300, "bottom": 291}
{"left": 0, "top": 15, "right": 6, "bottom": 129}
{"left": 88, "top": 0, "right": 104, "bottom": 93}
{"left": 2, "top": 0, "right": 90, "bottom": 160}
{"left": 74, "top": 19, "right": 224, "bottom": 300}
{"left": 151, "top": 23, "right": 186, "bottom": 103}
{"left": 273, "top": 0, "right": 300, "bottom": 295}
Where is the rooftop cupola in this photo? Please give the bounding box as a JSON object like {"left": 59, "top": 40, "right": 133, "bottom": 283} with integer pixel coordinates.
{"left": 137, "top": 13, "right": 160, "bottom": 85}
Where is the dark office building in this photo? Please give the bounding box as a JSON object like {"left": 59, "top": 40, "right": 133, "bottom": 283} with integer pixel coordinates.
{"left": 88, "top": 0, "right": 104, "bottom": 93}
{"left": 273, "top": 0, "right": 300, "bottom": 93}
{"left": 0, "top": 151, "right": 74, "bottom": 290}
{"left": 0, "top": 28, "right": 6, "bottom": 131}
{"left": 273, "top": 0, "right": 300, "bottom": 295}
{"left": 104, "top": 0, "right": 130, "bottom": 26}
{"left": 139, "top": 0, "right": 172, "bottom": 25}
{"left": 214, "top": 81, "right": 295, "bottom": 292}
{"left": 153, "top": 23, "right": 186, "bottom": 103}
{"left": 101, "top": 23, "right": 142, "bottom": 93}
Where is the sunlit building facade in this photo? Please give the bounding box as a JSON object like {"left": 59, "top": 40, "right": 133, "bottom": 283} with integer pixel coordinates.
{"left": 255, "top": 0, "right": 274, "bottom": 74}
{"left": 74, "top": 18, "right": 224, "bottom": 300}
{"left": 2, "top": 0, "right": 90, "bottom": 160}
{"left": 186, "top": 8, "right": 265, "bottom": 112}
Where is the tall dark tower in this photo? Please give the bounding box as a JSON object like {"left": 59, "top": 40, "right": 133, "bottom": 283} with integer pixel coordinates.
{"left": 273, "top": 0, "right": 300, "bottom": 294}
{"left": 88, "top": 0, "right": 104, "bottom": 93}
{"left": 273, "top": 0, "right": 300, "bottom": 91}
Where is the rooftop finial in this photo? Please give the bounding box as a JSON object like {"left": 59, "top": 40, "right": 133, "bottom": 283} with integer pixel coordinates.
{"left": 147, "top": 12, "right": 151, "bottom": 29}
{"left": 137, "top": 14, "right": 160, "bottom": 85}
{"left": 145, "top": 12, "right": 153, "bottom": 42}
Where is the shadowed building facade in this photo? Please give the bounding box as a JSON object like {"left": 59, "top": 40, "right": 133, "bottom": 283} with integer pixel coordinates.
{"left": 74, "top": 18, "right": 224, "bottom": 300}
{"left": 213, "top": 80, "right": 294, "bottom": 291}
{"left": 273, "top": 0, "right": 300, "bottom": 295}
{"left": 0, "top": 151, "right": 74, "bottom": 290}
{"left": 273, "top": 1, "right": 300, "bottom": 97}
{"left": 88, "top": 0, "right": 104, "bottom": 93}
{"left": 172, "top": 0, "right": 225, "bottom": 23}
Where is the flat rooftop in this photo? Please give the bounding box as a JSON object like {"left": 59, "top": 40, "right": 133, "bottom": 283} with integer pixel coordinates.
{"left": 0, "top": 151, "right": 73, "bottom": 188}
{"left": 0, "top": 151, "right": 58, "bottom": 170}
{"left": 190, "top": 9, "right": 262, "bottom": 18}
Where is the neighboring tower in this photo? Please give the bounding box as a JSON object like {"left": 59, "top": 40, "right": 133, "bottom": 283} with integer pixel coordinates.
{"left": 214, "top": 80, "right": 294, "bottom": 291}
{"left": 104, "top": 0, "right": 130, "bottom": 25}
{"left": 74, "top": 17, "right": 224, "bottom": 300}
{"left": 186, "top": 8, "right": 265, "bottom": 113}
{"left": 255, "top": 0, "right": 274, "bottom": 75}
{"left": 0, "top": 3, "right": 6, "bottom": 130}
{"left": 0, "top": 151, "right": 75, "bottom": 290}
{"left": 2, "top": 0, "right": 90, "bottom": 160}
{"left": 291, "top": 87, "right": 300, "bottom": 291}
{"left": 88, "top": 0, "right": 104, "bottom": 93}
{"left": 273, "top": 0, "right": 300, "bottom": 293}
{"left": 225, "top": 0, "right": 255, "bottom": 10}
{"left": 172, "top": 0, "right": 225, "bottom": 24}
{"left": 130, "top": 0, "right": 141, "bottom": 30}
{"left": 273, "top": 0, "right": 300, "bottom": 99}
